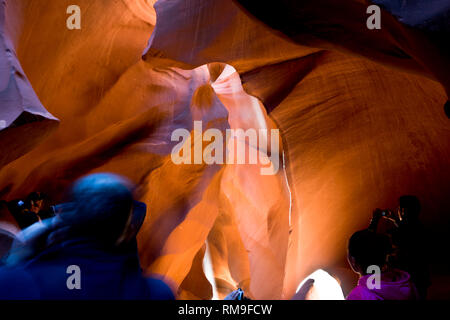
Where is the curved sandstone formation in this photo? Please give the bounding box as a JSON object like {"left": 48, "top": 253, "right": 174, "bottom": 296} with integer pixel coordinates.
{"left": 0, "top": 0, "right": 58, "bottom": 168}
{"left": 0, "top": 0, "right": 449, "bottom": 299}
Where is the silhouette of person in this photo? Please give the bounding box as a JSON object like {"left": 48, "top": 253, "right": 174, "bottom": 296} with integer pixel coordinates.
{"left": 346, "top": 229, "right": 418, "bottom": 300}
{"left": 368, "top": 195, "right": 430, "bottom": 299}
{"left": 0, "top": 173, "right": 174, "bottom": 300}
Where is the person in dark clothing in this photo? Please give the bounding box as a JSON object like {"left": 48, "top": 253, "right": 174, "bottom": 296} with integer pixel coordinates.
{"left": 0, "top": 173, "right": 174, "bottom": 300}
{"left": 368, "top": 195, "right": 431, "bottom": 300}
{"left": 7, "top": 199, "right": 40, "bottom": 230}
{"left": 346, "top": 229, "right": 418, "bottom": 300}
{"left": 7, "top": 192, "right": 55, "bottom": 230}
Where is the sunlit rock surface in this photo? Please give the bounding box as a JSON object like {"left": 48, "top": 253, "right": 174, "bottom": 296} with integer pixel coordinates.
{"left": 0, "top": 0, "right": 449, "bottom": 299}
{"left": 0, "top": 0, "right": 58, "bottom": 167}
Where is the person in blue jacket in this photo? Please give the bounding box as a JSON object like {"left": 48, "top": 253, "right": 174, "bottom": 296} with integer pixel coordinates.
{"left": 0, "top": 173, "right": 174, "bottom": 300}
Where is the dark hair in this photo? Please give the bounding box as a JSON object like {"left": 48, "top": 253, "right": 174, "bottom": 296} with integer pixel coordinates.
{"left": 60, "top": 173, "right": 134, "bottom": 245}
{"left": 399, "top": 195, "right": 421, "bottom": 220}
{"left": 26, "top": 192, "right": 46, "bottom": 203}
{"left": 348, "top": 230, "right": 391, "bottom": 272}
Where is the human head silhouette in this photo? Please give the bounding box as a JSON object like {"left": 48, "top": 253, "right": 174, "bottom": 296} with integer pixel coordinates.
{"left": 348, "top": 230, "right": 391, "bottom": 275}
{"left": 398, "top": 195, "right": 421, "bottom": 223}
{"left": 61, "top": 173, "right": 135, "bottom": 245}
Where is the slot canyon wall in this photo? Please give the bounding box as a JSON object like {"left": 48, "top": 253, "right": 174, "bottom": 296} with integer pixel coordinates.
{"left": 1, "top": 0, "right": 449, "bottom": 299}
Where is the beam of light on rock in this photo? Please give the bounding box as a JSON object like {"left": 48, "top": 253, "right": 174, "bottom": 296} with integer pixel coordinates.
{"left": 202, "top": 240, "right": 219, "bottom": 300}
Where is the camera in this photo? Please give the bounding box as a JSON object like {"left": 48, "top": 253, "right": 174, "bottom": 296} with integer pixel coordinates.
{"left": 379, "top": 209, "right": 394, "bottom": 217}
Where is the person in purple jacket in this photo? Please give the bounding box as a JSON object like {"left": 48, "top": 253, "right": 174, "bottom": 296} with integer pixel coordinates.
{"left": 346, "top": 229, "right": 418, "bottom": 300}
